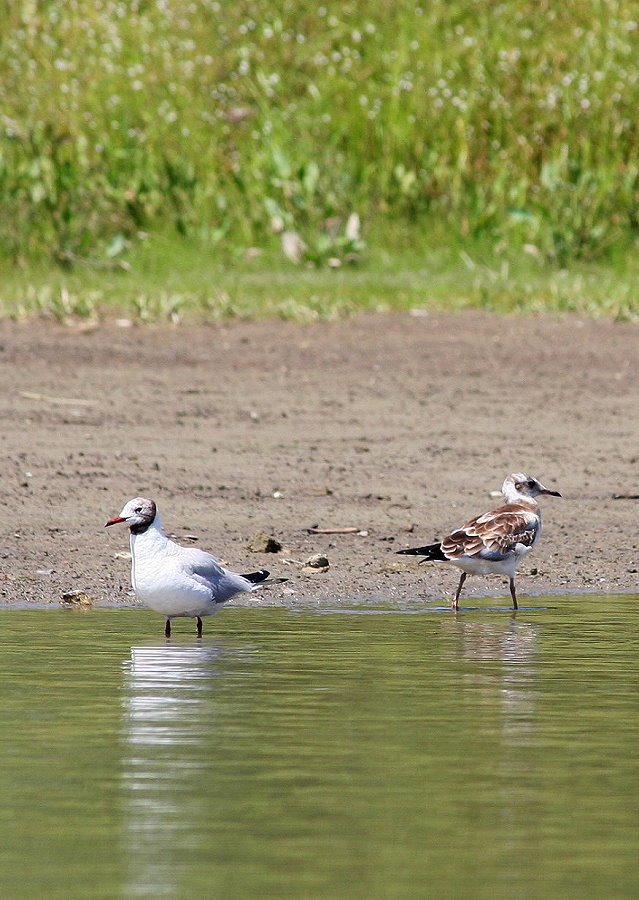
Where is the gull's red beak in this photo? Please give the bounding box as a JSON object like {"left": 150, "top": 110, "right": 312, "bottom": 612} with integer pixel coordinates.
{"left": 105, "top": 516, "right": 126, "bottom": 527}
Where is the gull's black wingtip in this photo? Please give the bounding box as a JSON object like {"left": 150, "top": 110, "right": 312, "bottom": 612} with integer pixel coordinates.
{"left": 242, "top": 569, "right": 271, "bottom": 584}
{"left": 242, "top": 569, "right": 288, "bottom": 586}
{"left": 396, "top": 542, "right": 447, "bottom": 561}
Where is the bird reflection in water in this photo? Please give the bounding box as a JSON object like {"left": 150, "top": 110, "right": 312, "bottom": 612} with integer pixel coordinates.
{"left": 446, "top": 615, "right": 539, "bottom": 748}
{"left": 120, "top": 641, "right": 241, "bottom": 897}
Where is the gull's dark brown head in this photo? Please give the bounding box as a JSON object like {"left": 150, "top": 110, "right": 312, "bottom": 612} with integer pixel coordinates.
{"left": 105, "top": 497, "right": 157, "bottom": 533}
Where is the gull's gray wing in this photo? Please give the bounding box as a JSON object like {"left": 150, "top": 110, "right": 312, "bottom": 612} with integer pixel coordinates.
{"left": 177, "top": 546, "right": 255, "bottom": 600}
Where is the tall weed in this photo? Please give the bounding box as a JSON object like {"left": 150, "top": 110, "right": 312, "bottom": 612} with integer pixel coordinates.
{"left": 2, "top": 1, "right": 639, "bottom": 267}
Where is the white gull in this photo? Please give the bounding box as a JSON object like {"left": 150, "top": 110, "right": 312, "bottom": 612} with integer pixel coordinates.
{"left": 106, "top": 497, "right": 282, "bottom": 637}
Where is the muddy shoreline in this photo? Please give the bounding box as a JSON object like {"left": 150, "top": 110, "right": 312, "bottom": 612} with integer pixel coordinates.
{"left": 1, "top": 311, "right": 637, "bottom": 608}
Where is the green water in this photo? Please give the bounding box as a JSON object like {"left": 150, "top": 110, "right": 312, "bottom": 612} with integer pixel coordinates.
{"left": 0, "top": 598, "right": 638, "bottom": 899}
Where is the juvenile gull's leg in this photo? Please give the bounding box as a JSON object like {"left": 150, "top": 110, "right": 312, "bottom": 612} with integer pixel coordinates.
{"left": 509, "top": 578, "right": 518, "bottom": 611}
{"left": 452, "top": 573, "right": 467, "bottom": 611}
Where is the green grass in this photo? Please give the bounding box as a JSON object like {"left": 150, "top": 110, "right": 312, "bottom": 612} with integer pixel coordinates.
{"left": 2, "top": 1, "right": 639, "bottom": 261}
{"left": 2, "top": 1, "right": 639, "bottom": 319}
{"left": 1, "top": 229, "right": 637, "bottom": 322}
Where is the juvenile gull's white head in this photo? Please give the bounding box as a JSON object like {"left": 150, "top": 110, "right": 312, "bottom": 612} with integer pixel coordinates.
{"left": 501, "top": 473, "right": 562, "bottom": 505}
{"left": 105, "top": 497, "right": 158, "bottom": 533}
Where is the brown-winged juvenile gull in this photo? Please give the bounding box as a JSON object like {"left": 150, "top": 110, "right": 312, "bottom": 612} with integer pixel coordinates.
{"left": 397, "top": 473, "right": 562, "bottom": 610}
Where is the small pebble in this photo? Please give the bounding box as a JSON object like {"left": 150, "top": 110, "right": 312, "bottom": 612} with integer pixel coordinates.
{"left": 247, "top": 531, "right": 282, "bottom": 553}
{"left": 304, "top": 554, "right": 330, "bottom": 570}
{"left": 60, "top": 591, "right": 95, "bottom": 608}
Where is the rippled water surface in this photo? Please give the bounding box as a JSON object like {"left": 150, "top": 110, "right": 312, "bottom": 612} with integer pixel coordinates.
{"left": 0, "top": 597, "right": 638, "bottom": 898}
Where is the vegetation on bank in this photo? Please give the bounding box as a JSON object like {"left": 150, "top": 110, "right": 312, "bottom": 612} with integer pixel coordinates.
{"left": 2, "top": 1, "right": 639, "bottom": 320}
{"left": 2, "top": 231, "right": 638, "bottom": 323}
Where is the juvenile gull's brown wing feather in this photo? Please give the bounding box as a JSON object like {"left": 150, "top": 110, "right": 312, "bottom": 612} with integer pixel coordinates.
{"left": 441, "top": 504, "right": 539, "bottom": 561}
